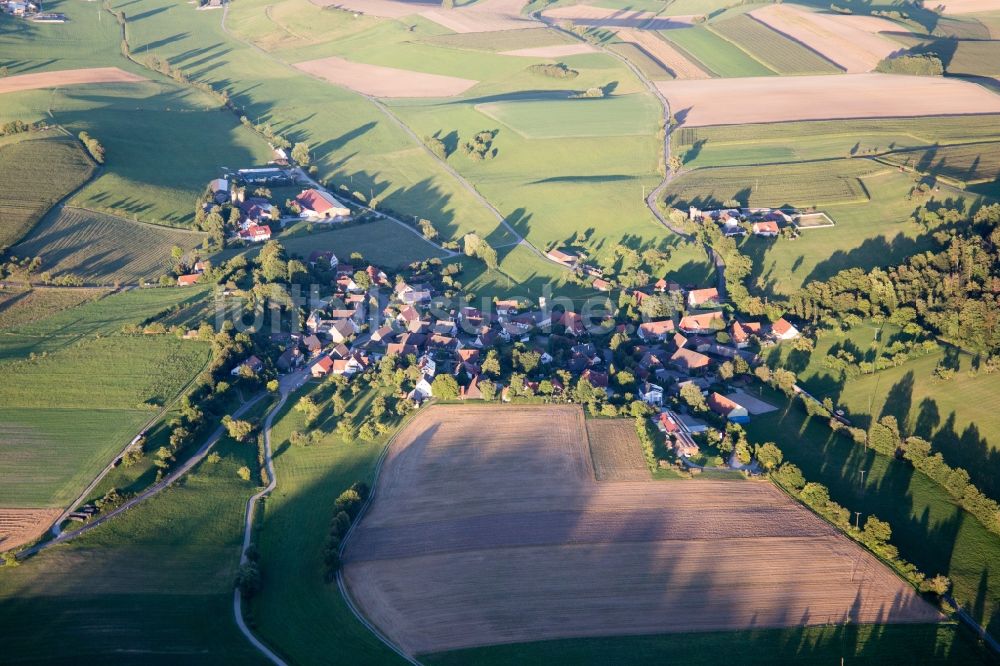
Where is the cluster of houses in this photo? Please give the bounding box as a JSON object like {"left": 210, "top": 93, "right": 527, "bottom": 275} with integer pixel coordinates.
{"left": 689, "top": 207, "right": 795, "bottom": 238}
{"left": 545, "top": 247, "right": 612, "bottom": 292}
{"left": 2, "top": 0, "right": 63, "bottom": 20}
{"left": 234, "top": 245, "right": 803, "bottom": 465}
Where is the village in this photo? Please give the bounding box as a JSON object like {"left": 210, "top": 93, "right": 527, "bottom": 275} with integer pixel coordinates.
{"left": 208, "top": 228, "right": 805, "bottom": 474}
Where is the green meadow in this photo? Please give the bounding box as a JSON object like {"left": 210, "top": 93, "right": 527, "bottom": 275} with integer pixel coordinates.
{"left": 0, "top": 435, "right": 269, "bottom": 664}
{"left": 11, "top": 207, "right": 207, "bottom": 284}
{"left": 476, "top": 94, "right": 660, "bottom": 139}
{"left": 660, "top": 25, "right": 775, "bottom": 78}
{"left": 745, "top": 386, "right": 1000, "bottom": 641}
{"left": 0, "top": 135, "right": 95, "bottom": 248}
{"left": 0, "top": 335, "right": 210, "bottom": 507}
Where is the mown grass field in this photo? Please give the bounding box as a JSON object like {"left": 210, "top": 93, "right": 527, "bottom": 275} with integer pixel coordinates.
{"left": 115, "top": 0, "right": 516, "bottom": 246}
{"left": 276, "top": 219, "right": 447, "bottom": 267}
{"left": 476, "top": 94, "right": 660, "bottom": 139}
{"left": 249, "top": 381, "right": 408, "bottom": 665}
{"left": 881, "top": 142, "right": 1000, "bottom": 186}
{"left": 420, "top": 27, "right": 573, "bottom": 52}
{"left": 423, "top": 624, "right": 993, "bottom": 665}
{"left": 745, "top": 386, "right": 1000, "bottom": 641}
{"left": 665, "top": 159, "right": 879, "bottom": 209}
{"left": 10, "top": 207, "right": 206, "bottom": 284}
{"left": 659, "top": 25, "right": 775, "bottom": 78}
{"left": 766, "top": 325, "right": 1000, "bottom": 498}
{"left": 0, "top": 434, "right": 268, "bottom": 663}
{"left": 0, "top": 286, "right": 211, "bottom": 359}
{"left": 708, "top": 14, "right": 842, "bottom": 75}
{"left": 0, "top": 286, "right": 110, "bottom": 330}
{"left": 0, "top": 135, "right": 95, "bottom": 249}
{"left": 0, "top": 335, "right": 210, "bottom": 507}
{"left": 887, "top": 32, "right": 1000, "bottom": 77}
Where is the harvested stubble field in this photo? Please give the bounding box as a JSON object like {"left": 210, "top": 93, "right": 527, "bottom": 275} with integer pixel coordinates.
{"left": 615, "top": 28, "right": 708, "bottom": 79}
{"left": 10, "top": 207, "right": 206, "bottom": 284}
{"left": 293, "top": 55, "right": 479, "bottom": 97}
{"left": 0, "top": 67, "right": 145, "bottom": 95}
{"left": 658, "top": 73, "right": 1000, "bottom": 127}
{"left": 342, "top": 405, "right": 940, "bottom": 656}
{"left": 542, "top": 4, "right": 694, "bottom": 29}
{"left": 501, "top": 44, "right": 596, "bottom": 57}
{"left": 0, "top": 508, "right": 62, "bottom": 552}
{"left": 0, "top": 137, "right": 95, "bottom": 248}
{"left": 0, "top": 287, "right": 109, "bottom": 331}
{"left": 585, "top": 418, "right": 650, "bottom": 481}
{"left": 750, "top": 4, "right": 898, "bottom": 73}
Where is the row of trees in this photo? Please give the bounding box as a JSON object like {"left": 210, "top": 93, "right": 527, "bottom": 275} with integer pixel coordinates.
{"left": 78, "top": 131, "right": 105, "bottom": 164}
{"left": 323, "top": 482, "right": 370, "bottom": 581}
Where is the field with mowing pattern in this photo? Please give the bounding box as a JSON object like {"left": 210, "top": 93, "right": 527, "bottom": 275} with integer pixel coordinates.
{"left": 0, "top": 136, "right": 95, "bottom": 249}
{"left": 660, "top": 25, "right": 776, "bottom": 78}
{"left": 10, "top": 208, "right": 206, "bottom": 284}
{"left": 476, "top": 94, "right": 659, "bottom": 139}
{"left": 0, "top": 433, "right": 269, "bottom": 663}
{"left": 665, "top": 159, "right": 880, "bottom": 209}
{"left": 709, "top": 14, "right": 842, "bottom": 75}
{"left": 343, "top": 405, "right": 939, "bottom": 656}
{"left": 881, "top": 141, "right": 1000, "bottom": 186}
{"left": 0, "top": 335, "right": 210, "bottom": 507}
{"left": 0, "top": 286, "right": 109, "bottom": 331}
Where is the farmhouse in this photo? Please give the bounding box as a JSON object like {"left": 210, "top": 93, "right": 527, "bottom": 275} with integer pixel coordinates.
{"left": 687, "top": 287, "right": 719, "bottom": 308}
{"left": 772, "top": 317, "right": 800, "bottom": 340}
{"left": 708, "top": 392, "right": 750, "bottom": 424}
{"left": 546, "top": 248, "right": 578, "bottom": 267}
{"left": 679, "top": 311, "right": 724, "bottom": 334}
{"left": 752, "top": 220, "right": 780, "bottom": 237}
{"left": 231, "top": 355, "right": 264, "bottom": 377}
{"left": 209, "top": 178, "right": 229, "bottom": 203}
{"left": 239, "top": 224, "right": 272, "bottom": 243}
{"left": 177, "top": 274, "right": 200, "bottom": 286}
{"left": 311, "top": 356, "right": 334, "bottom": 378}
{"left": 296, "top": 189, "right": 351, "bottom": 220}
{"left": 731, "top": 321, "right": 762, "bottom": 348}
{"left": 592, "top": 278, "right": 612, "bottom": 292}
{"left": 670, "top": 347, "right": 710, "bottom": 373}
{"left": 637, "top": 319, "right": 675, "bottom": 341}
{"left": 236, "top": 167, "right": 290, "bottom": 184}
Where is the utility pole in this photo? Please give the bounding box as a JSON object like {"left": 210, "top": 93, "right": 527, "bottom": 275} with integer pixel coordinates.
{"left": 854, "top": 511, "right": 862, "bottom": 530}
{"left": 859, "top": 469, "right": 867, "bottom": 488}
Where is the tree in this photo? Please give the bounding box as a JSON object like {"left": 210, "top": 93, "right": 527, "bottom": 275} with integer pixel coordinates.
{"left": 237, "top": 465, "right": 252, "bottom": 481}
{"left": 668, "top": 155, "right": 682, "bottom": 173}
{"left": 418, "top": 218, "right": 438, "bottom": 241}
{"left": 920, "top": 574, "right": 951, "bottom": 596}
{"left": 431, "top": 373, "right": 460, "bottom": 400}
{"left": 2, "top": 552, "right": 19, "bottom": 568}
{"left": 862, "top": 516, "right": 892, "bottom": 545}
{"left": 235, "top": 562, "right": 261, "bottom": 599}
{"left": 481, "top": 350, "right": 501, "bottom": 377}
{"left": 679, "top": 382, "right": 707, "bottom": 412}
{"left": 222, "top": 415, "right": 254, "bottom": 442}
{"left": 291, "top": 142, "right": 311, "bottom": 166}
{"left": 754, "top": 442, "right": 783, "bottom": 471}
{"left": 718, "top": 361, "right": 734, "bottom": 380}
{"left": 335, "top": 489, "right": 363, "bottom": 518}
{"left": 266, "top": 379, "right": 280, "bottom": 393}
{"left": 171, "top": 245, "right": 185, "bottom": 262}
{"left": 774, "top": 462, "right": 805, "bottom": 490}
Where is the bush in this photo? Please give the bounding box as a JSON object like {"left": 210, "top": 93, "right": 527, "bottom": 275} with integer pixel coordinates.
{"left": 875, "top": 54, "right": 944, "bottom": 76}
{"left": 527, "top": 63, "right": 579, "bottom": 79}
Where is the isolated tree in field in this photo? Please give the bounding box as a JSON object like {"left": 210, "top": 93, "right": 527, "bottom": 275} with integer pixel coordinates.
{"left": 171, "top": 245, "right": 185, "bottom": 262}
{"left": 291, "top": 142, "right": 310, "bottom": 166}
{"left": 222, "top": 415, "right": 254, "bottom": 442}
{"left": 2, "top": 552, "right": 19, "bottom": 568}
{"left": 668, "top": 155, "right": 682, "bottom": 173}
{"left": 431, "top": 373, "right": 460, "bottom": 400}
{"left": 237, "top": 465, "right": 252, "bottom": 481}
{"left": 679, "top": 382, "right": 707, "bottom": 412}
{"left": 754, "top": 442, "right": 783, "bottom": 471}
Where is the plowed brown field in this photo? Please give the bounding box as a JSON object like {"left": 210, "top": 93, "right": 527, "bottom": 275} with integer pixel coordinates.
{"left": 342, "top": 405, "right": 940, "bottom": 656}
{"left": 0, "top": 508, "right": 61, "bottom": 551}
{"left": 0, "top": 68, "right": 146, "bottom": 95}
{"left": 586, "top": 418, "right": 650, "bottom": 481}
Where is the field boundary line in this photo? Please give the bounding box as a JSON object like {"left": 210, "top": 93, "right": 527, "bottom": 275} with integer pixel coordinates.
{"left": 336, "top": 404, "right": 433, "bottom": 666}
